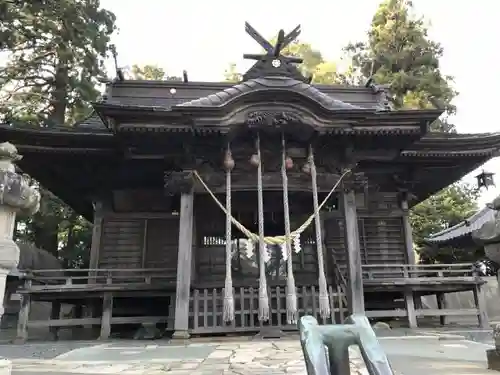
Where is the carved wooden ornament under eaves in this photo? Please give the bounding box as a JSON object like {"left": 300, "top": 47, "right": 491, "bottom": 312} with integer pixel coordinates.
{"left": 245, "top": 110, "right": 304, "bottom": 129}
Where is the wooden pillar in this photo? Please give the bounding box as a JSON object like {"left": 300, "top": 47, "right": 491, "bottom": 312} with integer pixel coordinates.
{"left": 404, "top": 289, "right": 417, "bottom": 328}
{"left": 401, "top": 197, "right": 418, "bottom": 328}
{"left": 473, "top": 284, "right": 489, "bottom": 329}
{"left": 89, "top": 201, "right": 104, "bottom": 272}
{"left": 99, "top": 274, "right": 113, "bottom": 340}
{"left": 71, "top": 303, "right": 85, "bottom": 340}
{"left": 87, "top": 201, "right": 104, "bottom": 336}
{"left": 173, "top": 189, "right": 195, "bottom": 339}
{"left": 401, "top": 199, "right": 416, "bottom": 265}
{"left": 342, "top": 189, "right": 364, "bottom": 314}
{"left": 436, "top": 292, "right": 447, "bottom": 326}
{"left": 49, "top": 301, "right": 61, "bottom": 340}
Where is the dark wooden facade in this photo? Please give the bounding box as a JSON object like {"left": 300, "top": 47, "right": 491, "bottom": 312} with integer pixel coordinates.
{"left": 2, "top": 24, "right": 499, "bottom": 340}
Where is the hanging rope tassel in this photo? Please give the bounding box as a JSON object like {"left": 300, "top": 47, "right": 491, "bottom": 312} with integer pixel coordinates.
{"left": 223, "top": 145, "right": 235, "bottom": 323}
{"left": 281, "top": 134, "right": 298, "bottom": 324}
{"left": 255, "top": 134, "right": 270, "bottom": 322}
{"left": 308, "top": 145, "right": 331, "bottom": 320}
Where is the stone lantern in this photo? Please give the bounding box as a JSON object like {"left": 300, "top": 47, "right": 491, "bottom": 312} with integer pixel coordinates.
{"left": 0, "top": 142, "right": 40, "bottom": 321}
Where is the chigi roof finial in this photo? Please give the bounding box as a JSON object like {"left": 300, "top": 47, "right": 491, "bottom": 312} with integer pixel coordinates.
{"left": 242, "top": 22, "right": 310, "bottom": 83}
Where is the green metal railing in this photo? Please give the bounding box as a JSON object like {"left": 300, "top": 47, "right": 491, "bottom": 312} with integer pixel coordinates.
{"left": 299, "top": 314, "right": 394, "bottom": 375}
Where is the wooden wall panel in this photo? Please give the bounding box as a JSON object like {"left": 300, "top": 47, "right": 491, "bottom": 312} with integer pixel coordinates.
{"left": 98, "top": 215, "right": 180, "bottom": 270}
{"left": 99, "top": 218, "right": 144, "bottom": 269}
{"left": 143, "top": 218, "right": 179, "bottom": 270}
{"left": 323, "top": 192, "right": 407, "bottom": 272}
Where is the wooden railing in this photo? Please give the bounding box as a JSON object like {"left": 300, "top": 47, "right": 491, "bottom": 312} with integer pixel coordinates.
{"left": 18, "top": 262, "right": 480, "bottom": 289}
{"left": 189, "top": 285, "right": 346, "bottom": 334}
{"left": 360, "top": 263, "right": 479, "bottom": 281}
{"left": 18, "top": 268, "right": 177, "bottom": 292}
{"left": 300, "top": 315, "right": 394, "bottom": 375}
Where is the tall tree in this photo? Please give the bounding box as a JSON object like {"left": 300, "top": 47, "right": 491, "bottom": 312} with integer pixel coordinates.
{"left": 0, "top": 0, "right": 116, "bottom": 126}
{"left": 345, "top": 0, "right": 478, "bottom": 262}
{"left": 1, "top": 0, "right": 116, "bottom": 265}
{"left": 130, "top": 64, "right": 182, "bottom": 81}
{"left": 344, "top": 0, "right": 456, "bottom": 132}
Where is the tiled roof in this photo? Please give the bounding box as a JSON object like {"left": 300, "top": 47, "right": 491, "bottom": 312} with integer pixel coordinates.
{"left": 176, "top": 76, "right": 364, "bottom": 111}
{"left": 425, "top": 205, "right": 497, "bottom": 243}
{"left": 73, "top": 113, "right": 108, "bottom": 131}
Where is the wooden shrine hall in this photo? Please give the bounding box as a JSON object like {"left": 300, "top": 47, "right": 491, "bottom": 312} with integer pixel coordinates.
{"left": 2, "top": 23, "right": 499, "bottom": 341}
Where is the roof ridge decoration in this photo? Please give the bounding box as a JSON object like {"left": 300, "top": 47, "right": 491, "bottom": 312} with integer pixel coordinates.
{"left": 242, "top": 22, "right": 308, "bottom": 83}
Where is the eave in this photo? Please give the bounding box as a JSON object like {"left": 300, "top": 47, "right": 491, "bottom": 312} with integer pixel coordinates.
{"left": 425, "top": 206, "right": 497, "bottom": 247}
{"left": 0, "top": 124, "right": 119, "bottom": 219}
{"left": 400, "top": 132, "right": 500, "bottom": 159}
{"left": 0, "top": 124, "right": 116, "bottom": 154}
{"left": 92, "top": 102, "right": 441, "bottom": 136}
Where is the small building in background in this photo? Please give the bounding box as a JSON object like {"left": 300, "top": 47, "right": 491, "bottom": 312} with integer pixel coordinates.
{"left": 425, "top": 198, "right": 500, "bottom": 275}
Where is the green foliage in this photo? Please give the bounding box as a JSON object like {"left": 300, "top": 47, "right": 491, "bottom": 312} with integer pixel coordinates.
{"left": 410, "top": 183, "right": 479, "bottom": 245}
{"left": 224, "top": 63, "right": 242, "bottom": 83}
{"left": 344, "top": 0, "right": 456, "bottom": 132}
{"left": 2, "top": 0, "right": 117, "bottom": 267}
{"left": 345, "top": 0, "right": 478, "bottom": 263}
{"left": 130, "top": 64, "right": 182, "bottom": 81}
{"left": 0, "top": 0, "right": 116, "bottom": 126}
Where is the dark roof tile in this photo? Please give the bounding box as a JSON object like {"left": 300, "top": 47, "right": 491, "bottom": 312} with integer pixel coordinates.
{"left": 176, "top": 76, "right": 363, "bottom": 111}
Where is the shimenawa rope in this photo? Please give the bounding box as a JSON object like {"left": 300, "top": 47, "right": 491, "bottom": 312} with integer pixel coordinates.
{"left": 222, "top": 146, "right": 234, "bottom": 322}
{"left": 255, "top": 134, "right": 270, "bottom": 322}
{"left": 281, "top": 134, "right": 298, "bottom": 324}
{"left": 192, "top": 168, "right": 351, "bottom": 246}
{"left": 308, "top": 145, "right": 330, "bottom": 319}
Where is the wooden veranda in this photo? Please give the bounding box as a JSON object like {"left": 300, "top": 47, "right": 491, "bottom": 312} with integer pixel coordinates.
{"left": 14, "top": 262, "right": 488, "bottom": 342}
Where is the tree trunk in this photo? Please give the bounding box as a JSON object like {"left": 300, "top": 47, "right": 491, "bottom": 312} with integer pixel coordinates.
{"left": 33, "top": 221, "right": 59, "bottom": 257}
{"left": 48, "top": 45, "right": 69, "bottom": 126}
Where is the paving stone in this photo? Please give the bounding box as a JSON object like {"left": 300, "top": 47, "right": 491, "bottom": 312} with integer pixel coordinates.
{"left": 203, "top": 358, "right": 230, "bottom": 365}
{"left": 170, "top": 361, "right": 201, "bottom": 370}
{"left": 7, "top": 338, "right": 368, "bottom": 375}
{"left": 229, "top": 354, "right": 255, "bottom": 363}
{"left": 285, "top": 359, "right": 305, "bottom": 367}
{"left": 198, "top": 363, "right": 230, "bottom": 371}
{"left": 190, "top": 371, "right": 226, "bottom": 375}
{"left": 216, "top": 344, "right": 240, "bottom": 350}
{"left": 285, "top": 366, "right": 307, "bottom": 374}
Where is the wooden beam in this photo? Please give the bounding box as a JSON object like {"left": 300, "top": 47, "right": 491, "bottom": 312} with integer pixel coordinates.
{"left": 173, "top": 189, "right": 195, "bottom": 339}
{"left": 342, "top": 189, "right": 365, "bottom": 314}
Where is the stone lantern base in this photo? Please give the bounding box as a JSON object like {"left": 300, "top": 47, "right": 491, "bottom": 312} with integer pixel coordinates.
{"left": 487, "top": 349, "right": 500, "bottom": 371}
{"left": 0, "top": 358, "right": 11, "bottom": 375}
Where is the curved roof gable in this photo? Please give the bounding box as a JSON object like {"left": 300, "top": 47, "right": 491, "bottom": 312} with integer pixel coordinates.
{"left": 174, "top": 76, "right": 364, "bottom": 112}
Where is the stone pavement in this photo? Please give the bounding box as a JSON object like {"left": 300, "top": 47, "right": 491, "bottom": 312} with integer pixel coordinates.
{"left": 6, "top": 339, "right": 367, "bottom": 375}
{"left": 1, "top": 332, "right": 498, "bottom": 374}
